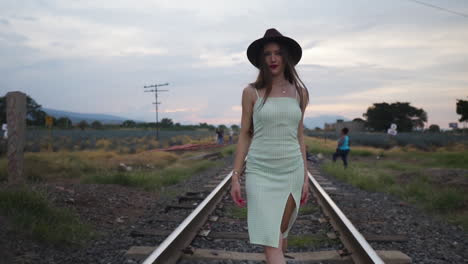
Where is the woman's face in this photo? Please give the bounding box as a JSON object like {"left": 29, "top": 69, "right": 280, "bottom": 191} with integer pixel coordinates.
{"left": 263, "top": 42, "right": 284, "bottom": 76}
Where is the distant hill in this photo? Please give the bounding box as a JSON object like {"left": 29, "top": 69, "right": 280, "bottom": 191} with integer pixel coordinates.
{"left": 304, "top": 115, "right": 349, "bottom": 129}
{"left": 42, "top": 108, "right": 134, "bottom": 125}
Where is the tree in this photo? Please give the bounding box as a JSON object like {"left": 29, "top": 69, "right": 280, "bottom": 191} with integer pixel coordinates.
{"left": 428, "top": 124, "right": 440, "bottom": 133}
{"left": 363, "top": 102, "right": 427, "bottom": 132}
{"left": 352, "top": 118, "right": 366, "bottom": 123}
{"left": 56, "top": 117, "right": 72, "bottom": 129}
{"left": 456, "top": 99, "right": 468, "bottom": 122}
{"left": 121, "top": 120, "right": 136, "bottom": 128}
{"left": 78, "top": 120, "right": 89, "bottom": 130}
{"left": 199, "top": 122, "right": 210, "bottom": 128}
{"left": 27, "top": 109, "right": 47, "bottom": 126}
{"left": 91, "top": 120, "right": 103, "bottom": 129}
{"left": 160, "top": 118, "right": 174, "bottom": 128}
{"left": 230, "top": 124, "right": 240, "bottom": 131}
{"left": 0, "top": 94, "right": 44, "bottom": 125}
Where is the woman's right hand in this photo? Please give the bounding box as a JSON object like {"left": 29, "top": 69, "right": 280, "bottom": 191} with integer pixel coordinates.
{"left": 230, "top": 179, "right": 246, "bottom": 208}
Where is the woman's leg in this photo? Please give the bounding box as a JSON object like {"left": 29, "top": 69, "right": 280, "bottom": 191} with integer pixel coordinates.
{"left": 264, "top": 235, "right": 284, "bottom": 264}
{"left": 264, "top": 194, "right": 296, "bottom": 264}
{"left": 282, "top": 237, "right": 288, "bottom": 254}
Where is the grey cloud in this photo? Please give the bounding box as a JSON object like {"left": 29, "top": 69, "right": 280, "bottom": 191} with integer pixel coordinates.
{"left": 1, "top": 0, "right": 467, "bottom": 127}
{"left": 0, "top": 31, "right": 28, "bottom": 43}
{"left": 15, "top": 16, "right": 37, "bottom": 21}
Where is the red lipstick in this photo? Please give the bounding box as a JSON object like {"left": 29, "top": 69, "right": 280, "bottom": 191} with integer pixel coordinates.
{"left": 270, "top": 64, "right": 278, "bottom": 69}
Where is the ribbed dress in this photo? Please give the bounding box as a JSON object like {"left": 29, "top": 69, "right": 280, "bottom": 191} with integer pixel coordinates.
{"left": 245, "top": 87, "right": 305, "bottom": 248}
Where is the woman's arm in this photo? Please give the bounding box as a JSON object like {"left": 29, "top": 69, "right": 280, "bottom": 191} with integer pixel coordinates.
{"left": 232, "top": 86, "right": 255, "bottom": 180}
{"left": 231, "top": 86, "right": 255, "bottom": 208}
{"left": 297, "top": 88, "right": 309, "bottom": 183}
{"left": 297, "top": 88, "right": 310, "bottom": 206}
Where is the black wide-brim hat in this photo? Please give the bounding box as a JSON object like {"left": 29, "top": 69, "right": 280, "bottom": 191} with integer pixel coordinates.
{"left": 247, "top": 28, "right": 302, "bottom": 68}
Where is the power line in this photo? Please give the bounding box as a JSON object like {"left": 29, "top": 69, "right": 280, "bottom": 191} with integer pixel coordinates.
{"left": 144, "top": 83, "right": 169, "bottom": 140}
{"left": 407, "top": 0, "right": 468, "bottom": 18}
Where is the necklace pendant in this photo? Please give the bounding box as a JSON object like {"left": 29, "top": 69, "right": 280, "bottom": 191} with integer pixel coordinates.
{"left": 282, "top": 90, "right": 286, "bottom": 94}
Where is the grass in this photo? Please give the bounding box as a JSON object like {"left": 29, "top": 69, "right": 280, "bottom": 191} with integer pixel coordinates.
{"left": 323, "top": 161, "right": 467, "bottom": 212}
{"left": 225, "top": 205, "right": 247, "bottom": 219}
{"left": 220, "top": 144, "right": 236, "bottom": 157}
{"left": 308, "top": 134, "right": 468, "bottom": 215}
{"left": 0, "top": 146, "right": 222, "bottom": 250}
{"left": 0, "top": 135, "right": 228, "bottom": 254}
{"left": 318, "top": 137, "right": 468, "bottom": 229}
{"left": 0, "top": 150, "right": 184, "bottom": 182}
{"left": 299, "top": 204, "right": 319, "bottom": 215}
{"left": 288, "top": 234, "right": 338, "bottom": 247}
{"left": 322, "top": 162, "right": 395, "bottom": 192}
{"left": 0, "top": 187, "right": 93, "bottom": 245}
{"left": 83, "top": 159, "right": 219, "bottom": 191}
{"left": 304, "top": 137, "right": 335, "bottom": 155}
{"left": 305, "top": 137, "right": 381, "bottom": 157}
{"left": 411, "top": 150, "right": 468, "bottom": 169}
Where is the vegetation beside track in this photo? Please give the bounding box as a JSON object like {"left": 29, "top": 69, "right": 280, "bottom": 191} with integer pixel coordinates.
{"left": 0, "top": 187, "right": 93, "bottom": 245}
{"left": 288, "top": 233, "right": 339, "bottom": 248}
{"left": 305, "top": 136, "right": 468, "bottom": 229}
{"left": 0, "top": 144, "right": 230, "bottom": 245}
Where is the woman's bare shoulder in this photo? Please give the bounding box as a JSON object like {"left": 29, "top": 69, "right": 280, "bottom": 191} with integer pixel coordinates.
{"left": 243, "top": 84, "right": 256, "bottom": 93}
{"left": 301, "top": 86, "right": 309, "bottom": 99}
{"left": 242, "top": 84, "right": 257, "bottom": 98}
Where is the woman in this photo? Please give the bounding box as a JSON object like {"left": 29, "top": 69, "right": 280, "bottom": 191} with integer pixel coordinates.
{"left": 230, "top": 28, "right": 310, "bottom": 264}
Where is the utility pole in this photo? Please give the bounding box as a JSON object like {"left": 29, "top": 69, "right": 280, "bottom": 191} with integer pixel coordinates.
{"left": 144, "top": 83, "right": 169, "bottom": 140}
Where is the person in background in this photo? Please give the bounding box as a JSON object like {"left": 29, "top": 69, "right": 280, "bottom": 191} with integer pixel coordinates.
{"left": 332, "top": 127, "right": 350, "bottom": 168}
{"left": 219, "top": 128, "right": 224, "bottom": 144}
{"left": 229, "top": 128, "right": 234, "bottom": 144}
{"left": 215, "top": 128, "right": 219, "bottom": 143}
{"left": 1, "top": 123, "right": 7, "bottom": 139}
{"left": 216, "top": 127, "right": 224, "bottom": 145}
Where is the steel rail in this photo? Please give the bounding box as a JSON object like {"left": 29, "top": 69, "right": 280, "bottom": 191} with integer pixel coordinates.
{"left": 308, "top": 171, "right": 384, "bottom": 263}
{"left": 141, "top": 171, "right": 233, "bottom": 264}
{"left": 141, "top": 165, "right": 384, "bottom": 264}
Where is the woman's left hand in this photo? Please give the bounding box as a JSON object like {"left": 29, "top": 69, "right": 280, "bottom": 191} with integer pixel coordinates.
{"left": 300, "top": 181, "right": 309, "bottom": 206}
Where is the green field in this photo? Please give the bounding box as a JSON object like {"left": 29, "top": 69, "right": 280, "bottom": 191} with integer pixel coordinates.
{"left": 305, "top": 136, "right": 468, "bottom": 229}
{"left": 306, "top": 130, "right": 468, "bottom": 150}
{"left": 19, "top": 129, "right": 214, "bottom": 153}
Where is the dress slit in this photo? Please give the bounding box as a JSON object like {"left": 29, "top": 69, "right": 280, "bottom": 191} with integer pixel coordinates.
{"left": 280, "top": 192, "right": 300, "bottom": 239}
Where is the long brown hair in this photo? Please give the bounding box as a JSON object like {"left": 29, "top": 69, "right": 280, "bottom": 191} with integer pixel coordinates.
{"left": 248, "top": 41, "right": 309, "bottom": 136}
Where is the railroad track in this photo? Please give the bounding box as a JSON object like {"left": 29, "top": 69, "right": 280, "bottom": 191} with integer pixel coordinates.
{"left": 125, "top": 161, "right": 412, "bottom": 264}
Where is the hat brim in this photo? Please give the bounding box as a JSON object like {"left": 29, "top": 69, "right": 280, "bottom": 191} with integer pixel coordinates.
{"left": 247, "top": 36, "right": 302, "bottom": 68}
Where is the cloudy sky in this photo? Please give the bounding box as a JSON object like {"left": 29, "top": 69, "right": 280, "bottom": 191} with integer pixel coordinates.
{"left": 1, "top": 0, "right": 467, "bottom": 128}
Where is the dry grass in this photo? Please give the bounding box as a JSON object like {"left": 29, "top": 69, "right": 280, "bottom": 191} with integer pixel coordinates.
{"left": 0, "top": 149, "right": 200, "bottom": 182}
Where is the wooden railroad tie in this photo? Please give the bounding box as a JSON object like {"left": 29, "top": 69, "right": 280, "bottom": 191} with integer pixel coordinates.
{"left": 164, "top": 204, "right": 198, "bottom": 212}
{"left": 126, "top": 246, "right": 411, "bottom": 263}
{"left": 130, "top": 229, "right": 407, "bottom": 242}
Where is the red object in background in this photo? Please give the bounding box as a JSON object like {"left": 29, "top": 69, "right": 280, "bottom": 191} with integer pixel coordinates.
{"left": 154, "top": 143, "right": 225, "bottom": 152}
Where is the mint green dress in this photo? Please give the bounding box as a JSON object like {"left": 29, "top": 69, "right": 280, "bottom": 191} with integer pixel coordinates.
{"left": 245, "top": 88, "right": 305, "bottom": 248}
